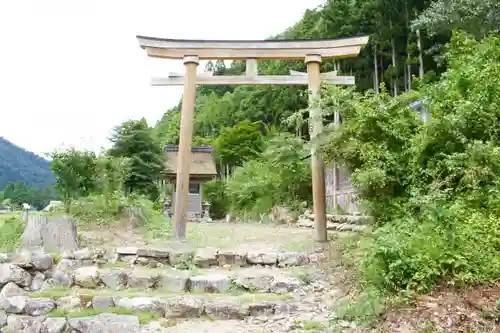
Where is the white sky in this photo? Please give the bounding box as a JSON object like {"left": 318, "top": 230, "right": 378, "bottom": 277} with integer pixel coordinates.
{"left": 0, "top": 0, "right": 324, "bottom": 156}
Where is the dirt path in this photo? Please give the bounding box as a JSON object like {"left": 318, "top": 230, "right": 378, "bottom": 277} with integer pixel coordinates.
{"left": 80, "top": 221, "right": 325, "bottom": 252}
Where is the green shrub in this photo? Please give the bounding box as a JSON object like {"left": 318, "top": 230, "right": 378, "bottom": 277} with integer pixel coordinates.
{"left": 226, "top": 133, "right": 311, "bottom": 218}
{"left": 361, "top": 205, "right": 500, "bottom": 292}
{"left": 68, "top": 192, "right": 171, "bottom": 238}
{"left": 127, "top": 195, "right": 171, "bottom": 238}
{"left": 318, "top": 32, "right": 500, "bottom": 293}
{"left": 202, "top": 179, "right": 229, "bottom": 219}
{"left": 69, "top": 192, "right": 125, "bottom": 226}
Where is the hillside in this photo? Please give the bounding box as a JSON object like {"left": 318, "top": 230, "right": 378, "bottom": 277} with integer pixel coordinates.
{"left": 0, "top": 137, "right": 55, "bottom": 189}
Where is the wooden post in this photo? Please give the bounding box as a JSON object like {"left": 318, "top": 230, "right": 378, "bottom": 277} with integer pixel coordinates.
{"left": 173, "top": 55, "right": 199, "bottom": 241}
{"left": 246, "top": 59, "right": 257, "bottom": 76}
{"left": 305, "top": 55, "right": 327, "bottom": 242}
{"left": 333, "top": 110, "right": 340, "bottom": 211}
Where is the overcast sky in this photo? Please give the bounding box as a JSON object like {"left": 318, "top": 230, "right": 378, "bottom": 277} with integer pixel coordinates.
{"left": 0, "top": 0, "right": 325, "bottom": 156}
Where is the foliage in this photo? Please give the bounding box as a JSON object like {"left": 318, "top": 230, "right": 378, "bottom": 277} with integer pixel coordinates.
{"left": 333, "top": 286, "right": 387, "bottom": 325}
{"left": 0, "top": 137, "right": 55, "bottom": 190}
{"left": 109, "top": 119, "right": 164, "bottom": 201}
{"left": 69, "top": 192, "right": 125, "bottom": 226}
{"left": 49, "top": 148, "right": 98, "bottom": 208}
{"left": 226, "top": 133, "right": 311, "bottom": 218}
{"left": 127, "top": 195, "right": 171, "bottom": 238}
{"left": 213, "top": 120, "right": 265, "bottom": 170}
{"left": 413, "top": 0, "right": 500, "bottom": 37}
{"left": 1, "top": 182, "right": 57, "bottom": 210}
{"left": 319, "top": 32, "right": 500, "bottom": 292}
{"left": 318, "top": 85, "right": 422, "bottom": 221}
{"left": 202, "top": 179, "right": 229, "bottom": 219}
{"left": 69, "top": 191, "right": 170, "bottom": 237}
{"left": 94, "top": 154, "right": 131, "bottom": 210}
{"left": 42, "top": 118, "right": 170, "bottom": 238}
{"left": 0, "top": 214, "right": 24, "bottom": 251}
{"left": 361, "top": 208, "right": 500, "bottom": 292}
{"left": 150, "top": 0, "right": 489, "bottom": 200}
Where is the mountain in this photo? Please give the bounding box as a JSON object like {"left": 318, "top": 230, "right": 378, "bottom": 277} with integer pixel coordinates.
{"left": 0, "top": 137, "right": 55, "bottom": 189}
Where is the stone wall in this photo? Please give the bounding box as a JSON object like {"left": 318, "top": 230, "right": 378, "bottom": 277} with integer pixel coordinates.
{"left": 0, "top": 246, "right": 321, "bottom": 332}
{"left": 0, "top": 246, "right": 320, "bottom": 292}
{"left": 296, "top": 211, "right": 373, "bottom": 233}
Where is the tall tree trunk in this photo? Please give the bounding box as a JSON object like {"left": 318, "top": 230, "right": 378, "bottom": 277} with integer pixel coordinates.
{"left": 407, "top": 60, "right": 412, "bottom": 90}
{"left": 391, "top": 38, "right": 398, "bottom": 96}
{"left": 380, "top": 54, "right": 384, "bottom": 88}
{"left": 373, "top": 44, "right": 380, "bottom": 94}
{"left": 405, "top": 0, "right": 412, "bottom": 90}
{"left": 416, "top": 28, "right": 424, "bottom": 79}
{"left": 390, "top": 20, "right": 398, "bottom": 96}
{"left": 403, "top": 61, "right": 408, "bottom": 91}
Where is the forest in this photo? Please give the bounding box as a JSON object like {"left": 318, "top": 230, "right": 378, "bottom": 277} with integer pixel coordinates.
{"left": 18, "top": 0, "right": 500, "bottom": 326}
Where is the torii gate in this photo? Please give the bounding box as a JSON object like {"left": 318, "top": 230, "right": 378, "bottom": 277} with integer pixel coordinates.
{"left": 136, "top": 35, "right": 369, "bottom": 242}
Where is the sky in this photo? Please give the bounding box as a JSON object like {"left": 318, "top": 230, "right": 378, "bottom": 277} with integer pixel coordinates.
{"left": 0, "top": 0, "right": 325, "bottom": 157}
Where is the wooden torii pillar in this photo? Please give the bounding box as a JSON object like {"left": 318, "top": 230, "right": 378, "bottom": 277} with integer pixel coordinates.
{"left": 136, "top": 36, "right": 369, "bottom": 242}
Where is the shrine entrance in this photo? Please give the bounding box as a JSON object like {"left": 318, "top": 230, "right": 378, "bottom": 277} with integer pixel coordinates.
{"left": 136, "top": 35, "right": 369, "bottom": 242}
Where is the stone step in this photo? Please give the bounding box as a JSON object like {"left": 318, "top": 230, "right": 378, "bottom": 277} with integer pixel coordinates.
{"left": 0, "top": 252, "right": 328, "bottom": 332}
{"left": 0, "top": 249, "right": 324, "bottom": 294}
{"left": 112, "top": 246, "right": 314, "bottom": 269}
{"left": 31, "top": 285, "right": 293, "bottom": 302}
{"left": 300, "top": 213, "right": 373, "bottom": 225}
{"left": 1, "top": 292, "right": 300, "bottom": 331}
{"left": 3, "top": 306, "right": 331, "bottom": 333}
{"left": 1, "top": 246, "right": 317, "bottom": 270}
{"left": 45, "top": 265, "right": 312, "bottom": 294}
{"left": 142, "top": 316, "right": 331, "bottom": 333}
{"left": 296, "top": 219, "right": 368, "bottom": 232}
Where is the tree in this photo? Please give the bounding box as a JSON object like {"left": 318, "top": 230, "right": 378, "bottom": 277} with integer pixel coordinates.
{"left": 214, "top": 60, "right": 226, "bottom": 75}
{"left": 213, "top": 120, "right": 265, "bottom": 174}
{"left": 3, "top": 183, "right": 28, "bottom": 208}
{"left": 49, "top": 149, "right": 97, "bottom": 208}
{"left": 109, "top": 119, "right": 164, "bottom": 200}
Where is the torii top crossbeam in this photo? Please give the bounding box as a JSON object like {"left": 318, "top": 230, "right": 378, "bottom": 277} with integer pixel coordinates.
{"left": 136, "top": 34, "right": 369, "bottom": 243}
{"left": 136, "top": 35, "right": 369, "bottom": 60}
{"left": 137, "top": 35, "right": 369, "bottom": 86}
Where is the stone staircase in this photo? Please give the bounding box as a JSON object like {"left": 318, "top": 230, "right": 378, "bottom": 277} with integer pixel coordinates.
{"left": 0, "top": 245, "right": 335, "bottom": 332}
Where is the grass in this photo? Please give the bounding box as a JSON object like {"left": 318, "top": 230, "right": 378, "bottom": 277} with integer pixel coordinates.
{"left": 320, "top": 232, "right": 391, "bottom": 326}
{"left": 302, "top": 320, "right": 327, "bottom": 330}
{"left": 32, "top": 286, "right": 292, "bottom": 303}
{"left": 0, "top": 213, "right": 24, "bottom": 251}
{"left": 418, "top": 320, "right": 440, "bottom": 333}
{"left": 48, "top": 306, "right": 162, "bottom": 324}
{"left": 288, "top": 267, "right": 317, "bottom": 285}
{"left": 325, "top": 232, "right": 417, "bottom": 328}
{"left": 332, "top": 286, "right": 387, "bottom": 325}
{"left": 98, "top": 263, "right": 205, "bottom": 277}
